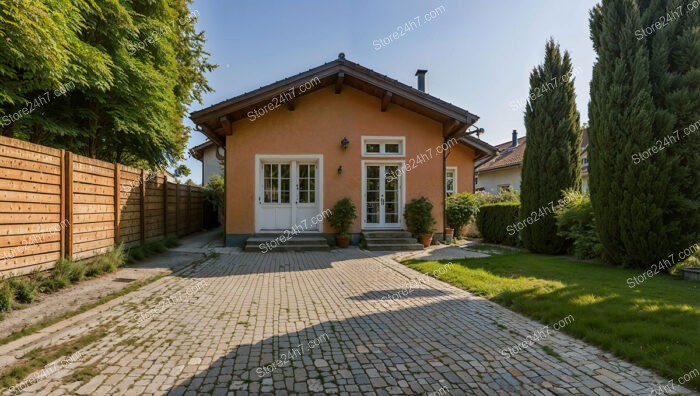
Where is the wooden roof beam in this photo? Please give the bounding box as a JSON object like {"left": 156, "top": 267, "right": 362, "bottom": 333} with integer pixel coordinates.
{"left": 219, "top": 115, "right": 233, "bottom": 136}
{"left": 443, "top": 120, "right": 462, "bottom": 138}
{"left": 335, "top": 72, "right": 345, "bottom": 94}
{"left": 381, "top": 91, "right": 392, "bottom": 112}
{"left": 199, "top": 124, "right": 225, "bottom": 147}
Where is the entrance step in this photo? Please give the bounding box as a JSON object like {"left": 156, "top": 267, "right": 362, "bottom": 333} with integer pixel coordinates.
{"left": 362, "top": 231, "right": 413, "bottom": 239}
{"left": 362, "top": 231, "right": 423, "bottom": 251}
{"left": 244, "top": 236, "right": 330, "bottom": 252}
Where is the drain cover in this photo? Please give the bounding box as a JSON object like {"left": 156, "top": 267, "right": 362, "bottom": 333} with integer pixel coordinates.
{"left": 113, "top": 278, "right": 137, "bottom": 283}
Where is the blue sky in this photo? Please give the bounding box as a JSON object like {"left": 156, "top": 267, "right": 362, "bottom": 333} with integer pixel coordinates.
{"left": 179, "top": 0, "right": 599, "bottom": 184}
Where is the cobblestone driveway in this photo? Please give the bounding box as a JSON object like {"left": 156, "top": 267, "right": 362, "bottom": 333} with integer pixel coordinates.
{"left": 14, "top": 249, "right": 689, "bottom": 395}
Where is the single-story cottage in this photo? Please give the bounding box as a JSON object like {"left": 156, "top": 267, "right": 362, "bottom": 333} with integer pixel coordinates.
{"left": 190, "top": 54, "right": 496, "bottom": 248}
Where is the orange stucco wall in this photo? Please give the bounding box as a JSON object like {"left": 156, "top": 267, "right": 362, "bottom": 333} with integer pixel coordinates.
{"left": 225, "top": 85, "right": 476, "bottom": 235}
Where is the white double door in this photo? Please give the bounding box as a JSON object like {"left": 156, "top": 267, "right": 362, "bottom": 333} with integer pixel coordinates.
{"left": 258, "top": 160, "right": 319, "bottom": 231}
{"left": 363, "top": 163, "right": 403, "bottom": 229}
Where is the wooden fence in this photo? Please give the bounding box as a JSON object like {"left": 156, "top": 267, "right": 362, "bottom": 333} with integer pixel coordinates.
{"left": 0, "top": 136, "right": 203, "bottom": 276}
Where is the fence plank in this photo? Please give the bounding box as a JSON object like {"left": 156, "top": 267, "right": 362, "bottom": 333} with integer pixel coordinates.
{"left": 65, "top": 151, "right": 73, "bottom": 259}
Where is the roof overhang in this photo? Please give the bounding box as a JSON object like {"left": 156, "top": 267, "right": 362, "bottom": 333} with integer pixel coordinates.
{"left": 189, "top": 140, "right": 216, "bottom": 161}
{"left": 190, "top": 54, "right": 489, "bottom": 154}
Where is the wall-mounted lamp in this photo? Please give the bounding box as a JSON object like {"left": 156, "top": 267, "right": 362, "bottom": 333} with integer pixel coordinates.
{"left": 341, "top": 137, "right": 349, "bottom": 150}
{"left": 337, "top": 165, "right": 343, "bottom": 175}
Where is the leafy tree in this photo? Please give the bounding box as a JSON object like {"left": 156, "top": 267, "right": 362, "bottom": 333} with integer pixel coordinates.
{"left": 174, "top": 164, "right": 191, "bottom": 178}
{"left": 589, "top": 0, "right": 699, "bottom": 267}
{"left": 520, "top": 39, "right": 582, "bottom": 254}
{"left": 0, "top": 0, "right": 215, "bottom": 168}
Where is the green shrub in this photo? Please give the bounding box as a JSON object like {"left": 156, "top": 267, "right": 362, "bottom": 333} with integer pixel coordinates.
{"left": 145, "top": 240, "right": 167, "bottom": 255}
{"left": 128, "top": 246, "right": 146, "bottom": 262}
{"left": 9, "top": 278, "right": 36, "bottom": 304}
{"left": 475, "top": 188, "right": 520, "bottom": 206}
{"left": 445, "top": 192, "right": 479, "bottom": 237}
{"left": 0, "top": 283, "right": 13, "bottom": 312}
{"left": 54, "top": 258, "right": 84, "bottom": 284}
{"left": 84, "top": 264, "right": 103, "bottom": 278}
{"left": 475, "top": 202, "right": 520, "bottom": 246}
{"left": 96, "top": 245, "right": 126, "bottom": 273}
{"left": 404, "top": 197, "right": 436, "bottom": 236}
{"left": 163, "top": 236, "right": 181, "bottom": 248}
{"left": 327, "top": 198, "right": 357, "bottom": 236}
{"left": 554, "top": 190, "right": 602, "bottom": 259}
{"left": 38, "top": 276, "right": 69, "bottom": 293}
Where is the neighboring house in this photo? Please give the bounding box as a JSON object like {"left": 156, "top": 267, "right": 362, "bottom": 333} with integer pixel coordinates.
{"left": 475, "top": 129, "right": 589, "bottom": 194}
{"left": 190, "top": 53, "right": 496, "bottom": 247}
{"left": 190, "top": 139, "right": 224, "bottom": 185}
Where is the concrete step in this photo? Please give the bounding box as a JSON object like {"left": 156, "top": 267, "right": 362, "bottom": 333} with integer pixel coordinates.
{"left": 244, "top": 244, "right": 330, "bottom": 252}
{"left": 246, "top": 236, "right": 328, "bottom": 246}
{"left": 362, "top": 231, "right": 413, "bottom": 239}
{"left": 244, "top": 236, "right": 330, "bottom": 252}
{"left": 364, "top": 237, "right": 418, "bottom": 244}
{"left": 365, "top": 243, "right": 424, "bottom": 251}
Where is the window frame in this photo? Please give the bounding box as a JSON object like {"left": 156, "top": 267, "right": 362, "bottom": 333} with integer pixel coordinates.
{"left": 361, "top": 136, "right": 406, "bottom": 157}
{"left": 446, "top": 166, "right": 458, "bottom": 196}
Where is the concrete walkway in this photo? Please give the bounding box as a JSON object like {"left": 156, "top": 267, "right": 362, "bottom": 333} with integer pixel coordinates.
{"left": 3, "top": 248, "right": 692, "bottom": 395}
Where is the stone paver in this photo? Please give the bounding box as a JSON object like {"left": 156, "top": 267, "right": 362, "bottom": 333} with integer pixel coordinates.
{"left": 4, "top": 248, "right": 693, "bottom": 395}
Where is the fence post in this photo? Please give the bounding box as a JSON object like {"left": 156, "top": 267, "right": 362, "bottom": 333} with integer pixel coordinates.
{"left": 59, "top": 150, "right": 66, "bottom": 258}
{"left": 140, "top": 169, "right": 146, "bottom": 245}
{"left": 187, "top": 185, "right": 192, "bottom": 234}
{"left": 163, "top": 176, "right": 168, "bottom": 237}
{"left": 114, "top": 164, "right": 121, "bottom": 245}
{"left": 175, "top": 182, "right": 179, "bottom": 237}
{"left": 64, "top": 152, "right": 74, "bottom": 259}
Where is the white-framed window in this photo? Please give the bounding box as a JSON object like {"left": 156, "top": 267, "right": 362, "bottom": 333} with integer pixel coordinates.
{"left": 362, "top": 136, "right": 405, "bottom": 156}
{"left": 446, "top": 167, "right": 457, "bottom": 196}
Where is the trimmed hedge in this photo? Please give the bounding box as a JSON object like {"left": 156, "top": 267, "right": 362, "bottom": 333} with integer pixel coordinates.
{"left": 476, "top": 202, "right": 520, "bottom": 246}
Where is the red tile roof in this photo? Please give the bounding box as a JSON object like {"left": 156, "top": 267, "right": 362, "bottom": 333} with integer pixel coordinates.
{"left": 476, "top": 137, "right": 527, "bottom": 172}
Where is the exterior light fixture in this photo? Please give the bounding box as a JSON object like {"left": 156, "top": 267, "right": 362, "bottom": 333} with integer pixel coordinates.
{"left": 341, "top": 137, "right": 349, "bottom": 149}
{"left": 466, "top": 127, "right": 485, "bottom": 138}
{"left": 337, "top": 165, "right": 343, "bottom": 174}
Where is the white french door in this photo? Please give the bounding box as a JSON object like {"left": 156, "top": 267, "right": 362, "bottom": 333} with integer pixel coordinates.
{"left": 257, "top": 158, "right": 321, "bottom": 232}
{"left": 363, "top": 163, "right": 403, "bottom": 229}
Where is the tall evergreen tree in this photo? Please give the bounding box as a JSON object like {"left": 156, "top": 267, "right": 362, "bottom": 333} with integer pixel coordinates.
{"left": 589, "top": 0, "right": 699, "bottom": 267}
{"left": 520, "top": 39, "right": 583, "bottom": 254}
{"left": 640, "top": 0, "right": 700, "bottom": 264}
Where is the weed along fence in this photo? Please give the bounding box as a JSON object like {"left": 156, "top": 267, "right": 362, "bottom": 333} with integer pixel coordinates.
{"left": 0, "top": 136, "right": 203, "bottom": 277}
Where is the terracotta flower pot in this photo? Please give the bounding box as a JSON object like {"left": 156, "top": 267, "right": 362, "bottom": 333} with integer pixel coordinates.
{"left": 444, "top": 228, "right": 454, "bottom": 244}
{"left": 419, "top": 233, "right": 433, "bottom": 248}
{"left": 335, "top": 235, "right": 350, "bottom": 248}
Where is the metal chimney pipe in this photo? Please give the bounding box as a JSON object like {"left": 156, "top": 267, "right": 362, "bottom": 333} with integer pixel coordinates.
{"left": 415, "top": 69, "right": 428, "bottom": 92}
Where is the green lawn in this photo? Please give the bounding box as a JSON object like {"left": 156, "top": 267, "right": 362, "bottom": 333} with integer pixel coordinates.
{"left": 404, "top": 249, "right": 700, "bottom": 391}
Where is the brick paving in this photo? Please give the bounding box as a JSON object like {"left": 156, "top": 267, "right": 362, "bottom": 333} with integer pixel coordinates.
{"left": 7, "top": 248, "right": 692, "bottom": 395}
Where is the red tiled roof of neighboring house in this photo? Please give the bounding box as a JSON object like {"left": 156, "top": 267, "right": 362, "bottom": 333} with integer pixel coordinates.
{"left": 475, "top": 137, "right": 527, "bottom": 173}
{"left": 476, "top": 128, "right": 589, "bottom": 174}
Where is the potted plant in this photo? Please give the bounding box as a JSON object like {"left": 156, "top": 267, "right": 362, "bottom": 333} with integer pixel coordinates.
{"left": 328, "top": 198, "right": 357, "bottom": 248}
{"left": 444, "top": 227, "right": 454, "bottom": 244}
{"left": 404, "top": 197, "right": 436, "bottom": 247}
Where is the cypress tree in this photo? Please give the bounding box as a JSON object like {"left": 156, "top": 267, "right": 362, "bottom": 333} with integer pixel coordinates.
{"left": 589, "top": 0, "right": 699, "bottom": 267}
{"left": 520, "top": 39, "right": 583, "bottom": 254}
{"left": 641, "top": 0, "right": 700, "bottom": 264}
{"left": 589, "top": 0, "right": 666, "bottom": 266}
